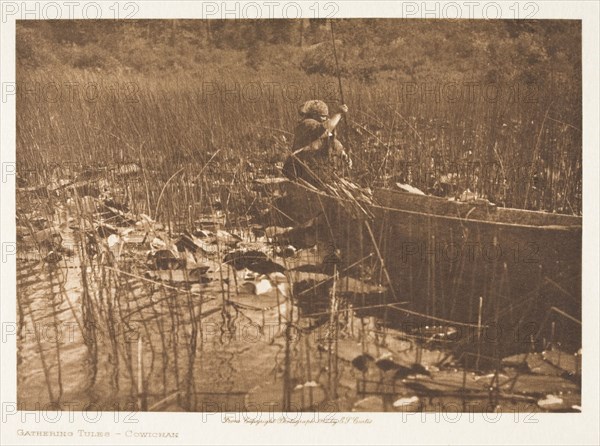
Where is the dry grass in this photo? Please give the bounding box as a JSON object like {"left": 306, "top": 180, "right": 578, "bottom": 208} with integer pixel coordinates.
{"left": 17, "top": 66, "right": 581, "bottom": 216}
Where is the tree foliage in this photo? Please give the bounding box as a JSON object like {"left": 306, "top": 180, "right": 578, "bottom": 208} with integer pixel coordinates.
{"left": 17, "top": 19, "right": 581, "bottom": 91}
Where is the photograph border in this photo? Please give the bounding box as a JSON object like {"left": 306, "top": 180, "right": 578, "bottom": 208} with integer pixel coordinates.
{"left": 1, "top": 1, "right": 598, "bottom": 445}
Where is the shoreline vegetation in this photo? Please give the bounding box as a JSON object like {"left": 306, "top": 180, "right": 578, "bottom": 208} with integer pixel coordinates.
{"left": 17, "top": 19, "right": 581, "bottom": 214}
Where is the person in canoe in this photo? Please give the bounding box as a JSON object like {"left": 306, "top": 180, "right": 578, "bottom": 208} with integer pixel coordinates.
{"left": 282, "top": 100, "right": 352, "bottom": 187}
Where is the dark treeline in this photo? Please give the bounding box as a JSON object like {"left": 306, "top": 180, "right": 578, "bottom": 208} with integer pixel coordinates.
{"left": 17, "top": 19, "right": 581, "bottom": 87}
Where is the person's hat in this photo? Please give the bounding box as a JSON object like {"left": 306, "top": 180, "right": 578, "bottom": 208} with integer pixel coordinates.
{"left": 299, "top": 100, "right": 329, "bottom": 118}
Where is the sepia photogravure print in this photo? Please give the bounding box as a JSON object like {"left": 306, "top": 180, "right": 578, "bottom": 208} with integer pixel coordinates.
{"left": 3, "top": 3, "right": 597, "bottom": 443}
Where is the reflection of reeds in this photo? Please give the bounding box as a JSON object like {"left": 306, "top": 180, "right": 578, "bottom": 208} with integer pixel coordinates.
{"left": 24, "top": 291, "right": 56, "bottom": 404}
{"left": 77, "top": 227, "right": 99, "bottom": 394}
{"left": 327, "top": 266, "right": 339, "bottom": 400}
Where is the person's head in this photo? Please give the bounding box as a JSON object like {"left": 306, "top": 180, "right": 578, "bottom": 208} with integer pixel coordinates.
{"left": 299, "top": 100, "right": 329, "bottom": 122}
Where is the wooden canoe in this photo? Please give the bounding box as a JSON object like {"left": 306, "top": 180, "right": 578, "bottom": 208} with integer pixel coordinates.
{"left": 271, "top": 180, "right": 582, "bottom": 354}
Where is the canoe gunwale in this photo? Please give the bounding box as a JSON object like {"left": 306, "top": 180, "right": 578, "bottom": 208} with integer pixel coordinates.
{"left": 373, "top": 202, "right": 581, "bottom": 231}
{"left": 374, "top": 188, "right": 582, "bottom": 230}
{"left": 283, "top": 181, "right": 582, "bottom": 232}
